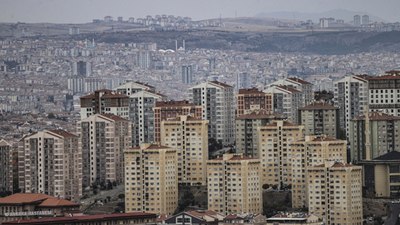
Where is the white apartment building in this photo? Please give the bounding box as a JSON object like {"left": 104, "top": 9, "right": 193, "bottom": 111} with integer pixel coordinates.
{"left": 19, "top": 130, "right": 82, "bottom": 201}
{"left": 77, "top": 114, "right": 132, "bottom": 188}
{"left": 189, "top": 81, "right": 235, "bottom": 145}
{"left": 333, "top": 75, "right": 369, "bottom": 139}
{"left": 264, "top": 85, "right": 303, "bottom": 124}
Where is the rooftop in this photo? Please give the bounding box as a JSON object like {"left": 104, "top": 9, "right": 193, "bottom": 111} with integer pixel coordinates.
{"left": 0, "top": 193, "right": 79, "bottom": 207}
{"left": 287, "top": 77, "right": 312, "bottom": 85}
{"left": 299, "top": 102, "right": 337, "bottom": 110}
{"left": 209, "top": 80, "right": 233, "bottom": 88}
{"left": 353, "top": 112, "right": 400, "bottom": 121}
{"left": 48, "top": 129, "right": 77, "bottom": 138}
{"left": 3, "top": 212, "right": 157, "bottom": 225}
{"left": 238, "top": 87, "right": 264, "bottom": 95}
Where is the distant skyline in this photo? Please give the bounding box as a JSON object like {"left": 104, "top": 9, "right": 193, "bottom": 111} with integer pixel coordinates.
{"left": 0, "top": 0, "right": 399, "bottom": 23}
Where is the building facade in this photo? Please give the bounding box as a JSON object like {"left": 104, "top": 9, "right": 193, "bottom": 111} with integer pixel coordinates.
{"left": 114, "top": 81, "right": 155, "bottom": 96}
{"left": 189, "top": 81, "right": 235, "bottom": 145}
{"left": 265, "top": 85, "right": 303, "bottom": 124}
{"left": 258, "top": 121, "right": 304, "bottom": 187}
{"left": 307, "top": 162, "right": 363, "bottom": 225}
{"left": 129, "top": 90, "right": 165, "bottom": 146}
{"left": 349, "top": 112, "right": 400, "bottom": 162}
{"left": 269, "top": 77, "right": 314, "bottom": 106}
{"left": 359, "top": 151, "right": 400, "bottom": 198}
{"left": 235, "top": 112, "right": 285, "bottom": 157}
{"left": 124, "top": 144, "right": 178, "bottom": 215}
{"left": 207, "top": 154, "right": 262, "bottom": 215}
{"left": 77, "top": 114, "right": 131, "bottom": 188}
{"left": 80, "top": 89, "right": 129, "bottom": 120}
{"left": 237, "top": 88, "right": 273, "bottom": 117}
{"left": 161, "top": 115, "right": 208, "bottom": 186}
{"left": 333, "top": 75, "right": 369, "bottom": 140}
{"left": 291, "top": 136, "right": 347, "bottom": 208}
{"left": 154, "top": 100, "right": 202, "bottom": 144}
{"left": 368, "top": 71, "right": 400, "bottom": 116}
{"left": 0, "top": 140, "right": 13, "bottom": 193}
{"left": 298, "top": 102, "right": 339, "bottom": 138}
{"left": 19, "top": 130, "right": 82, "bottom": 201}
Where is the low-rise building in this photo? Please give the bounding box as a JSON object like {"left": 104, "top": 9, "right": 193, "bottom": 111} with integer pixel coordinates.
{"left": 2, "top": 212, "right": 157, "bottom": 225}
{"left": 359, "top": 151, "right": 400, "bottom": 198}
{"left": 266, "top": 213, "right": 321, "bottom": 225}
{"left": 0, "top": 193, "right": 80, "bottom": 224}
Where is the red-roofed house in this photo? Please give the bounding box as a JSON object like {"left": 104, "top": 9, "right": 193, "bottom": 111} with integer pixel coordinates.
{"left": 0, "top": 193, "right": 80, "bottom": 224}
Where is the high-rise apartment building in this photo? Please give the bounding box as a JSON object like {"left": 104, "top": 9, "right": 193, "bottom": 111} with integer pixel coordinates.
{"left": 298, "top": 102, "right": 339, "bottom": 138}
{"left": 207, "top": 154, "right": 262, "bottom": 215}
{"left": 291, "top": 136, "right": 347, "bottom": 208}
{"left": 237, "top": 88, "right": 273, "bottom": 117}
{"left": 236, "top": 112, "right": 285, "bottom": 157}
{"left": 129, "top": 90, "right": 166, "bottom": 146}
{"left": 77, "top": 114, "right": 131, "bottom": 188}
{"left": 80, "top": 89, "right": 129, "bottom": 119}
{"left": 182, "top": 65, "right": 193, "bottom": 84}
{"left": 269, "top": 77, "right": 314, "bottom": 106}
{"left": 154, "top": 100, "right": 202, "bottom": 144}
{"left": 124, "top": 144, "right": 178, "bottom": 215}
{"left": 265, "top": 85, "right": 303, "bottom": 123}
{"left": 189, "top": 81, "right": 235, "bottom": 145}
{"left": 161, "top": 115, "right": 208, "bottom": 185}
{"left": 0, "top": 140, "right": 13, "bottom": 193}
{"left": 333, "top": 75, "right": 368, "bottom": 139}
{"left": 114, "top": 81, "right": 155, "bottom": 96}
{"left": 368, "top": 71, "right": 400, "bottom": 116}
{"left": 350, "top": 112, "right": 400, "bottom": 162}
{"left": 258, "top": 120, "right": 304, "bottom": 187}
{"left": 308, "top": 161, "right": 363, "bottom": 225}
{"left": 19, "top": 130, "right": 82, "bottom": 201}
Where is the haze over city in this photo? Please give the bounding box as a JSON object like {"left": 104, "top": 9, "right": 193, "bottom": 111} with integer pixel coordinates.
{"left": 0, "top": 0, "right": 400, "bottom": 23}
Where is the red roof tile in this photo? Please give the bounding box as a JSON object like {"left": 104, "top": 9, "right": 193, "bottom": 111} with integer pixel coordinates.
{"left": 287, "top": 77, "right": 312, "bottom": 85}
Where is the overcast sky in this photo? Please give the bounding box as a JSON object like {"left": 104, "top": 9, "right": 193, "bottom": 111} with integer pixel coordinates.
{"left": 0, "top": 0, "right": 399, "bottom": 23}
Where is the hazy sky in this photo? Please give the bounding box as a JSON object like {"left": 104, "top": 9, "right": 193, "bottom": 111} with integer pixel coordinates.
{"left": 0, "top": 0, "right": 399, "bottom": 23}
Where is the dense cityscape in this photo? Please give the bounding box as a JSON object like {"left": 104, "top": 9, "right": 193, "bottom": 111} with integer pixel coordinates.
{"left": 1, "top": 1, "right": 400, "bottom": 225}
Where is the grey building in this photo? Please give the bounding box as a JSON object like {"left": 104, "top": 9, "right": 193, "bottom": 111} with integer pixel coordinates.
{"left": 350, "top": 112, "right": 400, "bottom": 162}
{"left": 0, "top": 140, "right": 13, "bottom": 193}
{"left": 189, "top": 81, "right": 235, "bottom": 145}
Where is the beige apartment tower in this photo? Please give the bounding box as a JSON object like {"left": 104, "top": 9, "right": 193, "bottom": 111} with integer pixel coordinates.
{"left": 308, "top": 161, "right": 363, "bottom": 225}
{"left": 258, "top": 120, "right": 304, "bottom": 188}
{"left": 19, "top": 130, "right": 82, "bottom": 201}
{"left": 161, "top": 115, "right": 208, "bottom": 186}
{"left": 236, "top": 112, "right": 285, "bottom": 157}
{"left": 77, "top": 114, "right": 132, "bottom": 188}
{"left": 207, "top": 154, "right": 262, "bottom": 215}
{"left": 154, "top": 100, "right": 202, "bottom": 144}
{"left": 124, "top": 144, "right": 178, "bottom": 215}
{"left": 291, "top": 136, "right": 347, "bottom": 208}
